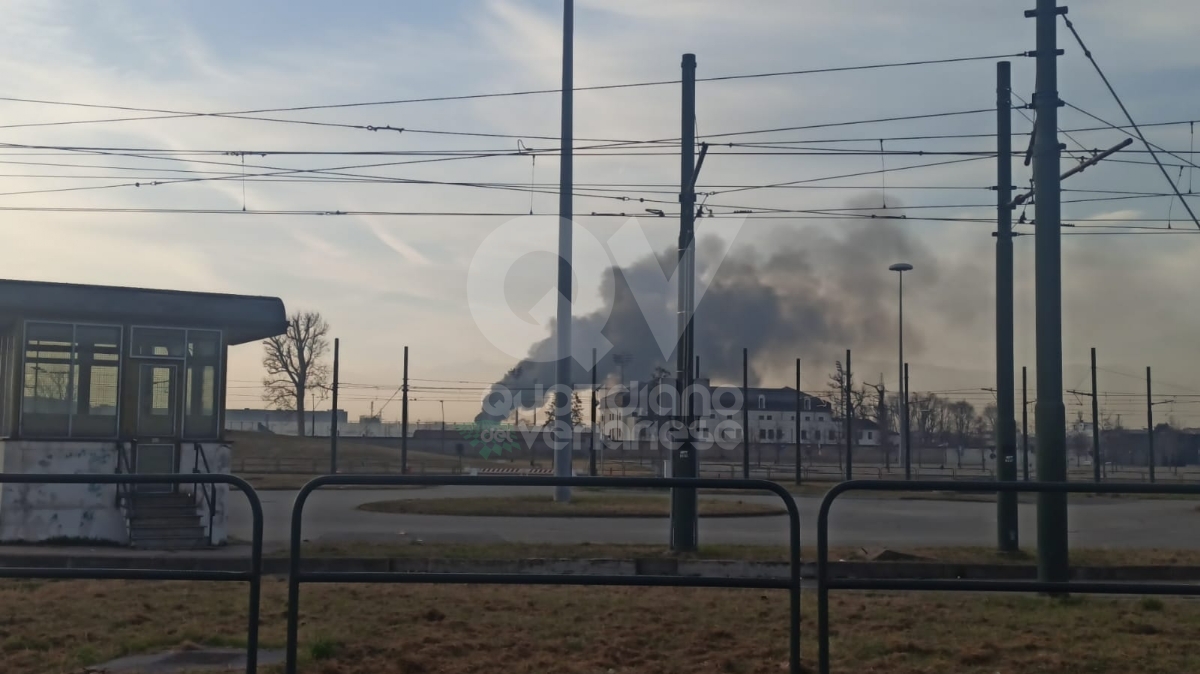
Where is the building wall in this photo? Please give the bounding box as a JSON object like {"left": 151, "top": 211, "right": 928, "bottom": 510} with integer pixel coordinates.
{"left": 0, "top": 440, "right": 233, "bottom": 544}
{"left": 0, "top": 440, "right": 126, "bottom": 543}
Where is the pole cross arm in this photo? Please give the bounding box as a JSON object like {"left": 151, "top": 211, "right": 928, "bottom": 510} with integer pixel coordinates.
{"left": 1010, "top": 138, "right": 1133, "bottom": 209}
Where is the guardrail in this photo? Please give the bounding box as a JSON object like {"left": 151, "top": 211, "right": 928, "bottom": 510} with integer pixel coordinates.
{"left": 0, "top": 473, "right": 264, "bottom": 674}
{"left": 283, "top": 475, "right": 803, "bottom": 674}
{"left": 816, "top": 479, "right": 1200, "bottom": 674}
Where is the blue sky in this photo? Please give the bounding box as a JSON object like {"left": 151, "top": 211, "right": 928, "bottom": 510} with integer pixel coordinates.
{"left": 2, "top": 0, "right": 1200, "bottom": 425}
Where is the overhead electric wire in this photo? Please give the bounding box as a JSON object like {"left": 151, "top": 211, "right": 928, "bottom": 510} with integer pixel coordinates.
{"left": 1061, "top": 14, "right": 1199, "bottom": 229}
{"left": 0, "top": 52, "right": 1023, "bottom": 131}
{"left": 708, "top": 154, "right": 995, "bottom": 196}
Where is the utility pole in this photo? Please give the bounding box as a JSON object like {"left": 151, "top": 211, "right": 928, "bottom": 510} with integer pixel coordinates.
{"left": 670, "top": 52, "right": 699, "bottom": 552}
{"left": 330, "top": 338, "right": 339, "bottom": 474}
{"left": 1030, "top": 0, "right": 1069, "bottom": 584}
{"left": 1022, "top": 366, "right": 1029, "bottom": 481}
{"left": 904, "top": 363, "right": 912, "bottom": 477}
{"left": 995, "top": 60, "right": 1019, "bottom": 553}
{"left": 590, "top": 347, "right": 598, "bottom": 477}
{"left": 401, "top": 346, "right": 409, "bottom": 474}
{"left": 795, "top": 359, "right": 802, "bottom": 485}
{"left": 1147, "top": 366, "right": 1156, "bottom": 483}
{"left": 845, "top": 349, "right": 853, "bottom": 481}
{"left": 552, "top": 0, "right": 575, "bottom": 503}
{"left": 742, "top": 347, "right": 749, "bottom": 479}
{"left": 1091, "top": 348, "right": 1101, "bottom": 482}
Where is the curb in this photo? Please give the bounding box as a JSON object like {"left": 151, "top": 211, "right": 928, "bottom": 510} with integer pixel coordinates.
{"left": 2, "top": 555, "right": 1200, "bottom": 582}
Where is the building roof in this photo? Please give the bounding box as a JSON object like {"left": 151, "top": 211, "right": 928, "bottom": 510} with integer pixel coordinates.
{"left": 0, "top": 278, "right": 286, "bottom": 344}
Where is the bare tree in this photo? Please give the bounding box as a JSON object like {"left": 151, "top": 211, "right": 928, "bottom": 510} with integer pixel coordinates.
{"left": 262, "top": 311, "right": 331, "bottom": 437}
{"left": 827, "top": 362, "right": 870, "bottom": 421}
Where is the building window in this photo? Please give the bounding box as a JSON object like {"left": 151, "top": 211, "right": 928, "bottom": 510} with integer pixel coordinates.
{"left": 801, "top": 430, "right": 808, "bottom": 440}
{"left": 131, "top": 327, "right": 186, "bottom": 359}
{"left": 813, "top": 430, "right": 821, "bottom": 441}
{"left": 818, "top": 415, "right": 825, "bottom": 422}
{"left": 757, "top": 395, "right": 765, "bottom": 409}
{"left": 184, "top": 330, "right": 221, "bottom": 438}
{"left": 766, "top": 414, "right": 772, "bottom": 420}
{"left": 22, "top": 322, "right": 121, "bottom": 438}
{"left": 804, "top": 398, "right": 812, "bottom": 411}
{"left": 768, "top": 429, "right": 775, "bottom": 440}
{"left": 867, "top": 431, "right": 874, "bottom": 440}
{"left": 805, "top": 416, "right": 811, "bottom": 421}
{"left": 758, "top": 428, "right": 766, "bottom": 440}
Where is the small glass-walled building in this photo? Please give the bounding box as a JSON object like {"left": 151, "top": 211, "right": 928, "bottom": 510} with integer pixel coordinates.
{"left": 0, "top": 279, "right": 286, "bottom": 546}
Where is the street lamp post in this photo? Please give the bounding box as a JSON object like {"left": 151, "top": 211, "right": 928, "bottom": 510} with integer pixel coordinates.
{"left": 439, "top": 400, "right": 446, "bottom": 458}
{"left": 889, "top": 262, "right": 914, "bottom": 479}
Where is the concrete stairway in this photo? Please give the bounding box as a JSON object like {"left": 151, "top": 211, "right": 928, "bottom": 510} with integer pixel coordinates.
{"left": 127, "top": 492, "right": 209, "bottom": 550}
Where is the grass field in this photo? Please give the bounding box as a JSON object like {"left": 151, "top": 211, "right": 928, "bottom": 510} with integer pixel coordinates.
{"left": 293, "top": 540, "right": 1200, "bottom": 567}
{"left": 356, "top": 494, "right": 787, "bottom": 518}
{"left": 3, "top": 579, "right": 1199, "bottom": 673}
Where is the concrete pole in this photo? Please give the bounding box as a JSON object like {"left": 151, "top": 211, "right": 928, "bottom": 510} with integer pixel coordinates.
{"left": 670, "top": 53, "right": 699, "bottom": 551}
{"left": 995, "top": 61, "right": 1019, "bottom": 553}
{"left": 1031, "top": 0, "right": 1069, "bottom": 584}
{"left": 1091, "top": 348, "right": 1101, "bottom": 482}
{"left": 1147, "top": 366, "right": 1156, "bottom": 483}
{"left": 401, "top": 346, "right": 408, "bottom": 474}
{"left": 795, "top": 359, "right": 802, "bottom": 486}
{"left": 330, "top": 338, "right": 339, "bottom": 474}
{"left": 1022, "top": 366, "right": 1029, "bottom": 481}
{"left": 742, "top": 347, "right": 749, "bottom": 479}
{"left": 845, "top": 349, "right": 853, "bottom": 481}
{"left": 590, "top": 347, "right": 597, "bottom": 477}
{"left": 553, "top": 0, "right": 575, "bottom": 503}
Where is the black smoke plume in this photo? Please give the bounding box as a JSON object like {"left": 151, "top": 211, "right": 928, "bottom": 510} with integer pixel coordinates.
{"left": 477, "top": 198, "right": 953, "bottom": 422}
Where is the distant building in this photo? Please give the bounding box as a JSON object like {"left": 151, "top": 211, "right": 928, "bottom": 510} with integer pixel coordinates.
{"left": 224, "top": 408, "right": 349, "bottom": 435}
{"left": 596, "top": 375, "right": 841, "bottom": 445}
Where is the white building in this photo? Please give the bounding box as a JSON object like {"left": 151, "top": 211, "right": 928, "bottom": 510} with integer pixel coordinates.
{"left": 597, "top": 376, "right": 843, "bottom": 447}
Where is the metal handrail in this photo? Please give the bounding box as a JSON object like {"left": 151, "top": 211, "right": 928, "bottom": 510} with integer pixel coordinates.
{"left": 191, "top": 442, "right": 217, "bottom": 546}
{"left": 114, "top": 440, "right": 135, "bottom": 518}
{"left": 284, "top": 475, "right": 803, "bottom": 674}
{"left": 816, "top": 479, "right": 1200, "bottom": 674}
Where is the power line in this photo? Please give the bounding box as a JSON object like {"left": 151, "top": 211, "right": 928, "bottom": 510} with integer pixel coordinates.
{"left": 0, "top": 52, "right": 1023, "bottom": 131}
{"left": 1061, "top": 14, "right": 1199, "bottom": 229}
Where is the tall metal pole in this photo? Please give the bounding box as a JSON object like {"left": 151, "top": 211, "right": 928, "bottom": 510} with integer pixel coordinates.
{"left": 330, "top": 338, "right": 339, "bottom": 473}
{"left": 897, "top": 273, "right": 907, "bottom": 476}
{"left": 995, "top": 60, "right": 1019, "bottom": 553}
{"left": 401, "top": 346, "right": 408, "bottom": 474}
{"left": 552, "top": 0, "right": 575, "bottom": 503}
{"left": 795, "top": 359, "right": 802, "bottom": 485}
{"left": 1031, "top": 0, "right": 1069, "bottom": 584}
{"left": 439, "top": 400, "right": 445, "bottom": 457}
{"left": 845, "top": 349, "right": 853, "bottom": 481}
{"left": 1147, "top": 366, "right": 1156, "bottom": 483}
{"left": 742, "top": 347, "right": 749, "bottom": 479}
{"left": 590, "top": 347, "right": 598, "bottom": 477}
{"left": 904, "top": 363, "right": 911, "bottom": 476}
{"left": 1091, "top": 348, "right": 1101, "bottom": 482}
{"left": 1022, "top": 366, "right": 1029, "bottom": 481}
{"left": 670, "top": 53, "right": 698, "bottom": 552}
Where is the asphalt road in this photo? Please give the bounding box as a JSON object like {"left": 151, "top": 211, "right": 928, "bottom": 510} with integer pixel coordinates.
{"left": 224, "top": 484, "right": 1199, "bottom": 552}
